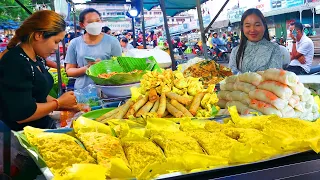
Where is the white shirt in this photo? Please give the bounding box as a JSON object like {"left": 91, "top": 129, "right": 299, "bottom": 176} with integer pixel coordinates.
{"left": 289, "top": 34, "right": 314, "bottom": 73}
{"left": 122, "top": 43, "right": 134, "bottom": 53}
{"left": 279, "top": 45, "right": 290, "bottom": 68}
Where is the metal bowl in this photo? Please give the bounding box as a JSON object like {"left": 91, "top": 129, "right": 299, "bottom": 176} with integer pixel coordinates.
{"left": 95, "top": 82, "right": 140, "bottom": 98}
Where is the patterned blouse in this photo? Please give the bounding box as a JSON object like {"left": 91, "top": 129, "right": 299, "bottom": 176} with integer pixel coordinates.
{"left": 229, "top": 38, "right": 282, "bottom": 74}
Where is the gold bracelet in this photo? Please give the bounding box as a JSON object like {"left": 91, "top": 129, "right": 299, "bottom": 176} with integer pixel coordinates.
{"left": 53, "top": 99, "right": 60, "bottom": 111}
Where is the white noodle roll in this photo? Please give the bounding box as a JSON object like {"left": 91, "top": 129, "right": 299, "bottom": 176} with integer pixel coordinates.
{"left": 217, "top": 99, "right": 228, "bottom": 109}
{"left": 280, "top": 106, "right": 295, "bottom": 118}
{"left": 300, "top": 88, "right": 312, "bottom": 102}
{"left": 220, "top": 83, "right": 235, "bottom": 91}
{"left": 300, "top": 111, "right": 314, "bottom": 121}
{"left": 234, "top": 81, "right": 256, "bottom": 94}
{"left": 228, "top": 91, "right": 251, "bottom": 105}
{"left": 312, "top": 104, "right": 318, "bottom": 113}
{"left": 293, "top": 110, "right": 302, "bottom": 118}
{"left": 290, "top": 82, "right": 305, "bottom": 96}
{"left": 294, "top": 102, "right": 305, "bottom": 112}
{"left": 238, "top": 72, "right": 263, "bottom": 86}
{"left": 304, "top": 102, "right": 313, "bottom": 112}
{"left": 248, "top": 89, "right": 288, "bottom": 110}
{"left": 262, "top": 68, "right": 298, "bottom": 87}
{"left": 313, "top": 111, "right": 319, "bottom": 121}
{"left": 225, "top": 76, "right": 238, "bottom": 84}
{"left": 226, "top": 101, "right": 250, "bottom": 115}
{"left": 217, "top": 91, "right": 232, "bottom": 101}
{"left": 257, "top": 80, "right": 293, "bottom": 100}
{"left": 288, "top": 95, "right": 300, "bottom": 108}
{"left": 249, "top": 99, "right": 282, "bottom": 117}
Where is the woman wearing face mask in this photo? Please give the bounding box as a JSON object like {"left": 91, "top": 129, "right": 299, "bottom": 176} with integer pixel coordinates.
{"left": 229, "top": 8, "right": 282, "bottom": 74}
{"left": 65, "top": 8, "right": 122, "bottom": 89}
{"left": 0, "top": 10, "right": 77, "bottom": 131}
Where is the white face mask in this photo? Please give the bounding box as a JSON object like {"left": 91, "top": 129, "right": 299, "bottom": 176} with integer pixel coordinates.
{"left": 85, "top": 22, "right": 103, "bottom": 35}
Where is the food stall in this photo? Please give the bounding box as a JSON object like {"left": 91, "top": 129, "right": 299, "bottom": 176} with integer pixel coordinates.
{"left": 3, "top": 0, "right": 320, "bottom": 180}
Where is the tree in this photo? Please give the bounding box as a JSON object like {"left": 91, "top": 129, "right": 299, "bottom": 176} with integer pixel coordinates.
{"left": 0, "top": 0, "right": 33, "bottom": 22}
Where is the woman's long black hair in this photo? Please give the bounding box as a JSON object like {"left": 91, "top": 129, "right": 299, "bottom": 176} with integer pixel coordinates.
{"left": 236, "top": 8, "right": 270, "bottom": 69}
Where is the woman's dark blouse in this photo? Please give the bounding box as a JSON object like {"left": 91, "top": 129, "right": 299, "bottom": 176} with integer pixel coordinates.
{"left": 0, "top": 46, "right": 54, "bottom": 131}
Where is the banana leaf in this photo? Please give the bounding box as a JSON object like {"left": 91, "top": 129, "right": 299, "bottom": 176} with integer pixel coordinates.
{"left": 86, "top": 57, "right": 161, "bottom": 86}
{"left": 86, "top": 60, "right": 146, "bottom": 85}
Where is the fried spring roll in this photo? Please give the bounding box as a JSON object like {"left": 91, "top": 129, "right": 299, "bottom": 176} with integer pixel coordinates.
{"left": 135, "top": 101, "right": 155, "bottom": 117}
{"left": 150, "top": 99, "right": 160, "bottom": 113}
{"left": 133, "top": 95, "right": 149, "bottom": 112}
{"left": 149, "top": 88, "right": 159, "bottom": 103}
{"left": 114, "top": 100, "right": 134, "bottom": 119}
{"left": 96, "top": 108, "right": 120, "bottom": 121}
{"left": 166, "top": 102, "right": 184, "bottom": 118}
{"left": 189, "top": 92, "right": 205, "bottom": 116}
{"left": 166, "top": 92, "right": 191, "bottom": 105}
{"left": 171, "top": 99, "right": 193, "bottom": 117}
{"left": 157, "top": 93, "right": 166, "bottom": 117}
{"left": 162, "top": 110, "right": 169, "bottom": 117}
{"left": 124, "top": 107, "right": 135, "bottom": 119}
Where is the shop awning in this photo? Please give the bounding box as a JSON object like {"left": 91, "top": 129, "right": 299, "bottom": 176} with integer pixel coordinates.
{"left": 143, "top": 0, "right": 208, "bottom": 16}
{"left": 86, "top": 0, "right": 208, "bottom": 17}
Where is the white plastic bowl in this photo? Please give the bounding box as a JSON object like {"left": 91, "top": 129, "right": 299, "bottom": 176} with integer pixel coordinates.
{"left": 96, "top": 83, "right": 140, "bottom": 98}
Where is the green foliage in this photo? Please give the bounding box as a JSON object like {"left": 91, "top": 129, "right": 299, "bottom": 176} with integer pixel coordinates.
{"left": 0, "top": 0, "right": 33, "bottom": 22}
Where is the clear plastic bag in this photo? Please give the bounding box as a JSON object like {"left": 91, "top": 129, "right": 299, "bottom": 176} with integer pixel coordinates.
{"left": 74, "top": 84, "right": 101, "bottom": 107}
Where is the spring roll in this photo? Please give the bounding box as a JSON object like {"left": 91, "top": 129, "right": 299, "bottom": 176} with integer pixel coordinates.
{"left": 217, "top": 91, "right": 232, "bottom": 101}
{"left": 114, "top": 100, "right": 134, "bottom": 119}
{"left": 166, "top": 92, "right": 191, "bottom": 105}
{"left": 225, "top": 76, "right": 238, "bottom": 83}
{"left": 157, "top": 93, "right": 166, "bottom": 117}
{"left": 313, "top": 111, "right": 319, "bottom": 121}
{"left": 238, "top": 72, "right": 263, "bottom": 86}
{"left": 228, "top": 91, "right": 250, "bottom": 105}
{"left": 226, "top": 101, "right": 250, "bottom": 115}
{"left": 189, "top": 92, "right": 205, "bottom": 116}
{"left": 312, "top": 104, "right": 318, "bottom": 113}
{"left": 162, "top": 110, "right": 169, "bottom": 117}
{"left": 300, "top": 88, "right": 312, "bottom": 102}
{"left": 166, "top": 102, "right": 184, "bottom": 118}
{"left": 280, "top": 106, "right": 295, "bottom": 118}
{"left": 150, "top": 99, "right": 160, "bottom": 113}
{"left": 248, "top": 89, "right": 288, "bottom": 110}
{"left": 262, "top": 68, "right": 298, "bottom": 87}
{"left": 124, "top": 107, "right": 135, "bottom": 119}
{"left": 258, "top": 80, "right": 293, "bottom": 100}
{"left": 294, "top": 102, "right": 305, "bottom": 112}
{"left": 171, "top": 99, "right": 193, "bottom": 117}
{"left": 96, "top": 108, "right": 120, "bottom": 121}
{"left": 249, "top": 99, "right": 282, "bottom": 117}
{"left": 135, "top": 101, "right": 155, "bottom": 117}
{"left": 233, "top": 81, "right": 256, "bottom": 94}
{"left": 220, "top": 83, "right": 235, "bottom": 91}
{"left": 217, "top": 99, "right": 228, "bottom": 109}
{"left": 256, "top": 71, "right": 264, "bottom": 76}
{"left": 293, "top": 110, "right": 302, "bottom": 118}
{"left": 148, "top": 88, "right": 159, "bottom": 103}
{"left": 133, "top": 95, "right": 149, "bottom": 112}
{"left": 289, "top": 82, "right": 304, "bottom": 95}
{"left": 288, "top": 95, "right": 300, "bottom": 108}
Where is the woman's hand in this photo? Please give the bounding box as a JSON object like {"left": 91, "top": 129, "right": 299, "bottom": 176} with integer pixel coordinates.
{"left": 57, "top": 91, "right": 77, "bottom": 109}
{"left": 87, "top": 58, "right": 101, "bottom": 67}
